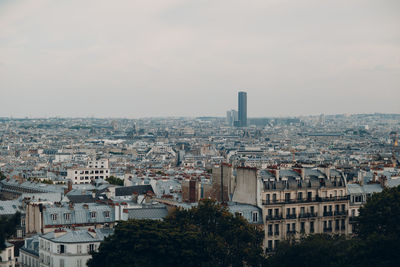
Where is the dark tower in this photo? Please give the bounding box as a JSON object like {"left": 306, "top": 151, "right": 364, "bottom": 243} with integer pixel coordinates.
{"left": 238, "top": 91, "right": 247, "bottom": 127}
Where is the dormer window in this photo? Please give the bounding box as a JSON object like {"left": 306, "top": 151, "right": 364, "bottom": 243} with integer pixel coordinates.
{"left": 51, "top": 214, "right": 57, "bottom": 221}
{"left": 90, "top": 212, "right": 96, "bottom": 218}
{"left": 252, "top": 211, "right": 258, "bottom": 222}
{"left": 64, "top": 213, "right": 71, "bottom": 221}
{"left": 104, "top": 211, "right": 110, "bottom": 218}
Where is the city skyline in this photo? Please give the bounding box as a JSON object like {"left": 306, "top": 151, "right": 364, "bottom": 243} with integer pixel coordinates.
{"left": 1, "top": 0, "right": 399, "bottom": 118}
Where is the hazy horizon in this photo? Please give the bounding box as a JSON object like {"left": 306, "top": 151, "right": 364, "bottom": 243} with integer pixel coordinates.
{"left": 1, "top": 0, "right": 399, "bottom": 118}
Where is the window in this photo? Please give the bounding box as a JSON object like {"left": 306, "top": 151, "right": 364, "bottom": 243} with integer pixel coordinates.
{"left": 268, "top": 209, "right": 272, "bottom": 216}
{"left": 291, "top": 223, "right": 296, "bottom": 232}
{"left": 268, "top": 240, "right": 273, "bottom": 250}
{"left": 274, "top": 224, "right": 279, "bottom": 235}
{"left": 64, "top": 213, "right": 71, "bottom": 221}
{"left": 341, "top": 204, "right": 346, "bottom": 211}
{"left": 51, "top": 214, "right": 57, "bottom": 221}
{"left": 310, "top": 221, "right": 314, "bottom": 233}
{"left": 268, "top": 225, "right": 273, "bottom": 235}
{"left": 286, "top": 223, "right": 290, "bottom": 233}
{"left": 300, "top": 207, "right": 305, "bottom": 216}
{"left": 274, "top": 240, "right": 280, "bottom": 249}
{"left": 104, "top": 211, "right": 110, "bottom": 218}
{"left": 291, "top": 208, "right": 296, "bottom": 215}
{"left": 310, "top": 206, "right": 315, "bottom": 215}
{"left": 285, "top": 193, "right": 290, "bottom": 201}
{"left": 88, "top": 244, "right": 95, "bottom": 252}
{"left": 335, "top": 219, "right": 339, "bottom": 230}
{"left": 266, "top": 194, "right": 270, "bottom": 203}
{"left": 77, "top": 259, "right": 82, "bottom": 267}
{"left": 60, "top": 258, "right": 65, "bottom": 267}
{"left": 300, "top": 222, "right": 305, "bottom": 233}
{"left": 274, "top": 208, "right": 279, "bottom": 217}
{"left": 90, "top": 212, "right": 97, "bottom": 218}
{"left": 307, "top": 192, "right": 312, "bottom": 200}
{"left": 286, "top": 208, "right": 290, "bottom": 216}
{"left": 57, "top": 244, "right": 65, "bottom": 254}
{"left": 252, "top": 212, "right": 258, "bottom": 222}
{"left": 335, "top": 205, "right": 339, "bottom": 212}
{"left": 297, "top": 192, "right": 303, "bottom": 200}
{"left": 77, "top": 244, "right": 82, "bottom": 254}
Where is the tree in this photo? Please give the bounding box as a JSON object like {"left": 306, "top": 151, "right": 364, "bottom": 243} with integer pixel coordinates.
{"left": 0, "top": 170, "right": 6, "bottom": 180}
{"left": 266, "top": 234, "right": 353, "bottom": 267}
{"left": 351, "top": 185, "right": 400, "bottom": 267}
{"left": 0, "top": 212, "right": 21, "bottom": 251}
{"left": 105, "top": 176, "right": 124, "bottom": 186}
{"left": 88, "top": 200, "right": 265, "bottom": 267}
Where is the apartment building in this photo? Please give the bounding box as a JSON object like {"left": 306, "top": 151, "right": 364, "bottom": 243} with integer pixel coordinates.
{"left": 67, "top": 159, "right": 110, "bottom": 185}
{"left": 25, "top": 203, "right": 115, "bottom": 234}
{"left": 260, "top": 167, "right": 350, "bottom": 251}
{"left": 0, "top": 242, "right": 15, "bottom": 267}
{"left": 38, "top": 228, "right": 112, "bottom": 267}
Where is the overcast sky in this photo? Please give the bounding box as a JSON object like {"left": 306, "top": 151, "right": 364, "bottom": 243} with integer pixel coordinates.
{"left": 1, "top": 0, "right": 399, "bottom": 118}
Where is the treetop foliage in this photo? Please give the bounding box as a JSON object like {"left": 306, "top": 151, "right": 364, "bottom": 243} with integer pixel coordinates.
{"left": 88, "top": 199, "right": 265, "bottom": 267}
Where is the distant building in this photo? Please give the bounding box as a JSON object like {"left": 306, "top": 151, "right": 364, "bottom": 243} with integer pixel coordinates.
{"left": 67, "top": 160, "right": 110, "bottom": 185}
{"left": 226, "top": 110, "right": 238, "bottom": 126}
{"left": 238, "top": 91, "right": 247, "bottom": 127}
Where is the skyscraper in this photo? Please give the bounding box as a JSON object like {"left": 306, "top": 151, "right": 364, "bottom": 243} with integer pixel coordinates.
{"left": 238, "top": 91, "right": 247, "bottom": 127}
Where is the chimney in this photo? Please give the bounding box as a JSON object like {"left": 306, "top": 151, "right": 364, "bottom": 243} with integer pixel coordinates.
{"left": 325, "top": 167, "right": 331, "bottom": 180}
{"left": 64, "top": 180, "right": 73, "bottom": 195}
{"left": 379, "top": 175, "right": 388, "bottom": 188}
{"left": 275, "top": 169, "right": 280, "bottom": 181}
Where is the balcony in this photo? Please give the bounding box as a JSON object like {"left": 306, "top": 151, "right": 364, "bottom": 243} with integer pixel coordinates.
{"left": 286, "top": 214, "right": 297, "bottom": 219}
{"left": 299, "top": 213, "right": 317, "bottom": 219}
{"left": 323, "top": 227, "right": 332, "bottom": 233}
{"left": 349, "top": 216, "right": 357, "bottom": 223}
{"left": 262, "top": 196, "right": 349, "bottom": 206}
{"left": 334, "top": 210, "right": 347, "bottom": 216}
{"left": 266, "top": 215, "right": 282, "bottom": 221}
{"left": 286, "top": 230, "right": 296, "bottom": 235}
{"left": 323, "top": 211, "right": 333, "bottom": 217}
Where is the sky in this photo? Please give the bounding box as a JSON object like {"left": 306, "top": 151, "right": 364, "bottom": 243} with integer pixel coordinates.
{"left": 1, "top": 0, "right": 399, "bottom": 118}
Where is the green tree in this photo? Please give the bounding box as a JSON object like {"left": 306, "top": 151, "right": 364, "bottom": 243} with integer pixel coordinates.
{"left": 0, "top": 212, "right": 21, "bottom": 251}
{"left": 351, "top": 185, "right": 400, "bottom": 267}
{"left": 267, "top": 234, "right": 353, "bottom": 267}
{"left": 0, "top": 170, "right": 6, "bottom": 180}
{"left": 88, "top": 200, "right": 265, "bottom": 267}
{"left": 105, "top": 176, "right": 124, "bottom": 186}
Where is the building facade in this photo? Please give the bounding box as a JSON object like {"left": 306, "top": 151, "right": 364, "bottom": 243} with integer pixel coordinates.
{"left": 38, "top": 228, "right": 112, "bottom": 267}
{"left": 67, "top": 160, "right": 110, "bottom": 185}
{"left": 260, "top": 168, "right": 350, "bottom": 251}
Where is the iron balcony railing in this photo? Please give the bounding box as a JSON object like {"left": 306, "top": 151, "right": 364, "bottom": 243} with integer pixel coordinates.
{"left": 334, "top": 210, "right": 347, "bottom": 216}
{"left": 262, "top": 196, "right": 349, "bottom": 205}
